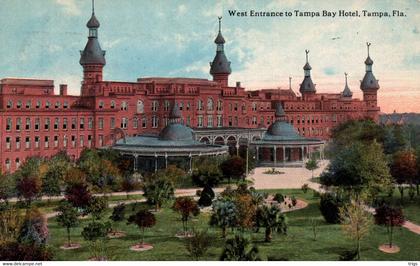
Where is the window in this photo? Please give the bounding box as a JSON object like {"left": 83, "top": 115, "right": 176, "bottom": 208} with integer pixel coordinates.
{"left": 121, "top": 117, "right": 128, "bottom": 129}
{"left": 99, "top": 135, "right": 103, "bottom": 147}
{"left": 71, "top": 136, "right": 76, "bottom": 147}
{"left": 252, "top": 116, "right": 257, "bottom": 125}
{"left": 88, "top": 117, "right": 93, "bottom": 129}
{"left": 5, "top": 159, "right": 11, "bottom": 171}
{"left": 142, "top": 117, "right": 147, "bottom": 128}
{"left": 228, "top": 116, "right": 233, "bottom": 127}
{"left": 133, "top": 117, "right": 138, "bottom": 129}
{"left": 55, "top": 101, "right": 60, "bottom": 109}
{"left": 121, "top": 101, "right": 128, "bottom": 111}
{"left": 235, "top": 116, "right": 238, "bottom": 126}
{"left": 63, "top": 118, "right": 67, "bottom": 130}
{"left": 25, "top": 137, "right": 30, "bottom": 149}
{"left": 229, "top": 103, "right": 233, "bottom": 112}
{"left": 98, "top": 118, "right": 104, "bottom": 129}
{"left": 88, "top": 135, "right": 92, "bottom": 147}
{"left": 71, "top": 118, "right": 76, "bottom": 129}
{"left": 80, "top": 118, "right": 84, "bottom": 129}
{"left": 252, "top": 102, "right": 257, "bottom": 111}
{"left": 44, "top": 118, "right": 50, "bottom": 130}
{"left": 164, "top": 100, "right": 170, "bottom": 111}
{"left": 186, "top": 116, "right": 191, "bottom": 126}
{"left": 186, "top": 102, "right": 190, "bottom": 111}
{"left": 217, "top": 115, "right": 223, "bottom": 127}
{"left": 16, "top": 101, "right": 22, "bottom": 109}
{"left": 36, "top": 100, "right": 41, "bottom": 109}
{"left": 54, "top": 136, "right": 59, "bottom": 147}
{"left": 198, "top": 115, "right": 203, "bottom": 127}
{"left": 99, "top": 101, "right": 104, "bottom": 109}
{"left": 6, "top": 118, "right": 11, "bottom": 131}
{"left": 197, "top": 100, "right": 203, "bottom": 111}
{"left": 15, "top": 158, "right": 20, "bottom": 169}
{"left": 35, "top": 118, "right": 40, "bottom": 131}
{"left": 32, "top": 136, "right": 39, "bottom": 149}
{"left": 179, "top": 102, "right": 184, "bottom": 111}
{"left": 217, "top": 100, "right": 223, "bottom": 111}
{"left": 45, "top": 101, "right": 50, "bottom": 109}
{"left": 63, "top": 135, "right": 67, "bottom": 147}
{"left": 63, "top": 101, "right": 68, "bottom": 109}
{"left": 152, "top": 116, "right": 158, "bottom": 128}
{"left": 15, "top": 137, "right": 20, "bottom": 150}
{"left": 234, "top": 103, "right": 238, "bottom": 111}
{"left": 25, "top": 118, "right": 31, "bottom": 130}
{"left": 80, "top": 136, "right": 84, "bottom": 147}
{"left": 111, "top": 100, "right": 115, "bottom": 109}
{"left": 54, "top": 118, "right": 59, "bottom": 130}
{"left": 152, "top": 101, "right": 158, "bottom": 112}
{"left": 110, "top": 117, "right": 115, "bottom": 129}
{"left": 6, "top": 100, "right": 12, "bottom": 109}
{"left": 16, "top": 118, "right": 21, "bottom": 131}
{"left": 207, "top": 115, "right": 213, "bottom": 127}
{"left": 207, "top": 98, "right": 214, "bottom": 111}
{"left": 44, "top": 136, "right": 49, "bottom": 148}
{"left": 136, "top": 100, "right": 144, "bottom": 113}
{"left": 6, "top": 137, "right": 11, "bottom": 150}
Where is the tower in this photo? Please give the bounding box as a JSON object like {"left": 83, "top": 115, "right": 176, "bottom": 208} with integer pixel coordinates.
{"left": 209, "top": 17, "right": 231, "bottom": 87}
{"left": 80, "top": 0, "right": 106, "bottom": 95}
{"left": 299, "top": 50, "right": 316, "bottom": 98}
{"left": 360, "top": 42, "right": 380, "bottom": 120}
{"left": 341, "top": 72, "right": 353, "bottom": 98}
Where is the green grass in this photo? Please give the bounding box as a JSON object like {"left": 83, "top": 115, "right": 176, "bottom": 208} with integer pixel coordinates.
{"left": 380, "top": 188, "right": 420, "bottom": 224}
{"left": 46, "top": 189, "right": 420, "bottom": 261}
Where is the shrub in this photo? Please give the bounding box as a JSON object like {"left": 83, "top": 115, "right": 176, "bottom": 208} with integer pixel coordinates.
{"left": 110, "top": 203, "right": 126, "bottom": 222}
{"left": 86, "top": 196, "right": 108, "bottom": 220}
{"left": 220, "top": 234, "right": 261, "bottom": 261}
{"left": 173, "top": 197, "right": 200, "bottom": 233}
{"left": 127, "top": 209, "right": 156, "bottom": 246}
{"left": 65, "top": 183, "right": 92, "bottom": 209}
{"left": 0, "top": 242, "right": 53, "bottom": 260}
{"left": 291, "top": 196, "right": 297, "bottom": 207}
{"left": 185, "top": 229, "right": 212, "bottom": 260}
{"left": 320, "top": 193, "right": 346, "bottom": 224}
{"left": 374, "top": 204, "right": 405, "bottom": 248}
{"left": 273, "top": 193, "right": 284, "bottom": 203}
{"left": 301, "top": 184, "right": 309, "bottom": 193}
{"left": 198, "top": 186, "right": 215, "bottom": 207}
{"left": 17, "top": 208, "right": 48, "bottom": 245}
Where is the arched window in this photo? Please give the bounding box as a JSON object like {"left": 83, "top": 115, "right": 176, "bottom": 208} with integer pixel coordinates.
{"left": 5, "top": 159, "right": 10, "bottom": 171}
{"left": 6, "top": 100, "right": 12, "bottom": 109}
{"left": 198, "top": 100, "right": 203, "bottom": 111}
{"left": 121, "top": 101, "right": 128, "bottom": 111}
{"left": 137, "top": 100, "right": 144, "bottom": 114}
{"left": 207, "top": 98, "right": 214, "bottom": 111}
{"left": 133, "top": 117, "right": 138, "bottom": 129}
{"left": 15, "top": 158, "right": 20, "bottom": 169}
{"left": 110, "top": 100, "right": 115, "bottom": 109}
{"left": 99, "top": 101, "right": 104, "bottom": 109}
{"left": 164, "top": 100, "right": 170, "bottom": 111}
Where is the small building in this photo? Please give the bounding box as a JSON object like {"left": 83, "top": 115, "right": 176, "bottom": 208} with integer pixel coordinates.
{"left": 250, "top": 103, "right": 325, "bottom": 167}
{"left": 111, "top": 104, "right": 228, "bottom": 173}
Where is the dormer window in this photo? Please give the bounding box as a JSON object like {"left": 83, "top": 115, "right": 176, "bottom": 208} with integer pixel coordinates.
{"left": 99, "top": 101, "right": 104, "bottom": 109}
{"left": 36, "top": 101, "right": 41, "bottom": 109}
{"left": 55, "top": 101, "right": 61, "bottom": 109}
{"left": 63, "top": 101, "right": 68, "bottom": 109}
{"left": 26, "top": 101, "right": 31, "bottom": 108}
{"left": 16, "top": 101, "right": 22, "bottom": 109}
{"left": 45, "top": 101, "right": 50, "bottom": 109}
{"left": 110, "top": 100, "right": 115, "bottom": 109}
{"left": 6, "top": 100, "right": 12, "bottom": 109}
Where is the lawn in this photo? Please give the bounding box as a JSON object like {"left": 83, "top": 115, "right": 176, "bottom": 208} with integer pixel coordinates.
{"left": 46, "top": 189, "right": 420, "bottom": 261}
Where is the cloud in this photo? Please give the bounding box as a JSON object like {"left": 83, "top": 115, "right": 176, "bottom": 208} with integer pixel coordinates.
{"left": 55, "top": 0, "right": 81, "bottom": 16}
{"left": 413, "top": 27, "right": 419, "bottom": 34}
{"left": 323, "top": 67, "right": 337, "bottom": 76}
{"left": 178, "top": 4, "right": 187, "bottom": 15}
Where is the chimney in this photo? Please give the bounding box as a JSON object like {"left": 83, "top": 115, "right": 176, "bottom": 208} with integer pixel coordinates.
{"left": 236, "top": 81, "right": 241, "bottom": 88}
{"left": 59, "top": 84, "right": 68, "bottom": 96}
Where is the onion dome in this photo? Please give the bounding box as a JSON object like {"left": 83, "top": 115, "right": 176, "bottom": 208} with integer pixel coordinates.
{"left": 80, "top": 0, "right": 106, "bottom": 66}
{"left": 299, "top": 50, "right": 316, "bottom": 94}
{"left": 265, "top": 102, "right": 303, "bottom": 140}
{"left": 360, "top": 42, "right": 379, "bottom": 91}
{"left": 342, "top": 72, "right": 353, "bottom": 98}
{"left": 159, "top": 103, "right": 194, "bottom": 141}
{"left": 209, "top": 17, "right": 232, "bottom": 75}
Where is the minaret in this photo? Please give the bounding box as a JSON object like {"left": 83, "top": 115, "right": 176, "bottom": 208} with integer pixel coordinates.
{"left": 342, "top": 72, "right": 353, "bottom": 98}
{"left": 209, "top": 17, "right": 231, "bottom": 87}
{"left": 80, "top": 0, "right": 106, "bottom": 95}
{"left": 360, "top": 42, "right": 380, "bottom": 120}
{"left": 299, "top": 50, "right": 316, "bottom": 98}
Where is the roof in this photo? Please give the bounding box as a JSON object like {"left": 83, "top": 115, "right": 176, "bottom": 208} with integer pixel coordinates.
{"left": 0, "top": 78, "right": 54, "bottom": 86}
{"left": 360, "top": 71, "right": 379, "bottom": 91}
{"left": 303, "top": 62, "right": 312, "bottom": 71}
{"left": 159, "top": 123, "right": 194, "bottom": 141}
{"left": 365, "top": 56, "right": 373, "bottom": 65}
{"left": 87, "top": 13, "right": 100, "bottom": 28}
{"left": 299, "top": 76, "right": 316, "bottom": 93}
{"left": 342, "top": 83, "right": 353, "bottom": 97}
{"left": 80, "top": 38, "right": 106, "bottom": 65}
{"left": 214, "top": 32, "right": 226, "bottom": 44}
{"left": 275, "top": 102, "right": 286, "bottom": 118}
{"left": 210, "top": 52, "right": 232, "bottom": 75}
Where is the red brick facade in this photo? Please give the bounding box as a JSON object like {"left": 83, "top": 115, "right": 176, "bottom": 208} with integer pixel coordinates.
{"left": 0, "top": 11, "right": 379, "bottom": 173}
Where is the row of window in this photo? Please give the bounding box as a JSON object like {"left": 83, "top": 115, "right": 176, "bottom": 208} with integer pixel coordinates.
{"left": 5, "top": 117, "right": 94, "bottom": 131}
{"left": 6, "top": 99, "right": 70, "bottom": 109}
{"left": 4, "top": 134, "right": 96, "bottom": 151}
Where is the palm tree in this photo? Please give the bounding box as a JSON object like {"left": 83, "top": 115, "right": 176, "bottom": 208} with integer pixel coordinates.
{"left": 143, "top": 178, "right": 174, "bottom": 211}
{"left": 256, "top": 205, "right": 287, "bottom": 242}
{"left": 220, "top": 234, "right": 260, "bottom": 261}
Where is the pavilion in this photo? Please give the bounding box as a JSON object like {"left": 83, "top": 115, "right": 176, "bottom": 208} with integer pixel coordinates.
{"left": 250, "top": 103, "right": 325, "bottom": 167}
{"left": 111, "top": 104, "right": 228, "bottom": 173}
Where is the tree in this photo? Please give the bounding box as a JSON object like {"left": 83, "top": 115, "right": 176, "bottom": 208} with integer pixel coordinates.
{"left": 56, "top": 200, "right": 79, "bottom": 247}
{"left": 374, "top": 204, "right": 405, "bottom": 248}
{"left": 210, "top": 198, "right": 238, "bottom": 238}
{"left": 120, "top": 175, "right": 139, "bottom": 199}
{"left": 198, "top": 185, "right": 215, "bottom": 207}
{"left": 192, "top": 158, "right": 223, "bottom": 187}
{"left": 81, "top": 221, "right": 111, "bottom": 260}
{"left": 273, "top": 193, "right": 285, "bottom": 204}
{"left": 305, "top": 157, "right": 319, "bottom": 179}
{"left": 172, "top": 196, "right": 200, "bottom": 235}
{"left": 154, "top": 165, "right": 186, "bottom": 188}
{"left": 320, "top": 141, "right": 393, "bottom": 200}
{"left": 320, "top": 193, "right": 347, "bottom": 224}
{"left": 17, "top": 207, "right": 49, "bottom": 246}
{"left": 220, "top": 156, "right": 246, "bottom": 183}
{"left": 339, "top": 200, "right": 372, "bottom": 260}
{"left": 86, "top": 196, "right": 108, "bottom": 221}
{"left": 16, "top": 176, "right": 42, "bottom": 207}
{"left": 256, "top": 205, "right": 287, "bottom": 242}
{"left": 78, "top": 149, "right": 102, "bottom": 186}
{"left": 220, "top": 234, "right": 261, "bottom": 261}
{"left": 234, "top": 194, "right": 256, "bottom": 230}
{"left": 0, "top": 205, "right": 22, "bottom": 243}
{"left": 390, "top": 150, "right": 417, "bottom": 202}
{"left": 65, "top": 182, "right": 92, "bottom": 210}
{"left": 185, "top": 229, "right": 212, "bottom": 260}
{"left": 63, "top": 166, "right": 87, "bottom": 187}
{"left": 0, "top": 174, "right": 15, "bottom": 205}
{"left": 127, "top": 209, "right": 156, "bottom": 247}
{"left": 41, "top": 169, "right": 62, "bottom": 201}
{"left": 143, "top": 177, "right": 174, "bottom": 211}
{"left": 109, "top": 203, "right": 126, "bottom": 235}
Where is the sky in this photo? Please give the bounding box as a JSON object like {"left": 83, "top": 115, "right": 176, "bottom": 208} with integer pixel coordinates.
{"left": 0, "top": 0, "right": 419, "bottom": 113}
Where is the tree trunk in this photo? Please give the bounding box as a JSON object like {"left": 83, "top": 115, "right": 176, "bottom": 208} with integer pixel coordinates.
{"left": 398, "top": 186, "right": 404, "bottom": 203}
{"left": 265, "top": 227, "right": 272, "bottom": 242}
{"left": 389, "top": 225, "right": 393, "bottom": 248}
{"left": 67, "top": 227, "right": 71, "bottom": 246}
{"left": 416, "top": 184, "right": 419, "bottom": 196}
{"left": 222, "top": 226, "right": 227, "bottom": 238}
{"left": 141, "top": 227, "right": 145, "bottom": 246}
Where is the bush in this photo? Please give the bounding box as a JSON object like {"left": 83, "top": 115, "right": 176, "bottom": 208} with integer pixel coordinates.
{"left": 313, "top": 190, "right": 321, "bottom": 199}
{"left": 185, "top": 229, "right": 212, "bottom": 260}
{"left": 320, "top": 193, "right": 346, "bottom": 224}
{"left": 198, "top": 186, "right": 215, "bottom": 207}
{"left": 273, "top": 193, "right": 284, "bottom": 203}
{"left": 0, "top": 242, "right": 53, "bottom": 260}
{"left": 301, "top": 184, "right": 309, "bottom": 193}
{"left": 291, "top": 196, "right": 297, "bottom": 207}
{"left": 110, "top": 203, "right": 126, "bottom": 222}
{"left": 17, "top": 208, "right": 48, "bottom": 245}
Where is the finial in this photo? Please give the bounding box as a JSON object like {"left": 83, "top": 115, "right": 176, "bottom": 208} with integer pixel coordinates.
{"left": 366, "top": 42, "right": 371, "bottom": 56}
{"left": 91, "top": 0, "right": 95, "bottom": 14}
{"left": 305, "top": 49, "right": 309, "bottom": 63}
{"left": 289, "top": 76, "right": 292, "bottom": 90}
{"left": 344, "top": 72, "right": 348, "bottom": 84}
{"left": 218, "top": 16, "right": 222, "bottom": 32}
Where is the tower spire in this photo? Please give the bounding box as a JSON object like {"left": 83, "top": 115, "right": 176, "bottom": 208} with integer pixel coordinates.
{"left": 367, "top": 42, "right": 370, "bottom": 57}
{"left": 210, "top": 17, "right": 231, "bottom": 87}
{"left": 305, "top": 49, "right": 309, "bottom": 63}
{"left": 218, "top": 16, "right": 222, "bottom": 32}
{"left": 342, "top": 72, "right": 353, "bottom": 98}
{"left": 299, "top": 49, "right": 316, "bottom": 95}
{"left": 289, "top": 76, "right": 292, "bottom": 90}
